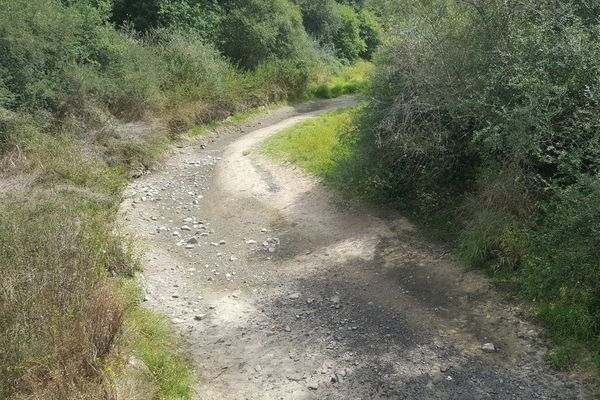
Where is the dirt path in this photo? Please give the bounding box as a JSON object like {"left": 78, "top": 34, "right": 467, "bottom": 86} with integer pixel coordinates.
{"left": 122, "top": 97, "right": 593, "bottom": 399}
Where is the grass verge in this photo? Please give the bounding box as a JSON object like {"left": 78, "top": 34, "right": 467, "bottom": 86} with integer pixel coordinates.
{"left": 259, "top": 107, "right": 359, "bottom": 177}
{"left": 0, "top": 126, "right": 193, "bottom": 399}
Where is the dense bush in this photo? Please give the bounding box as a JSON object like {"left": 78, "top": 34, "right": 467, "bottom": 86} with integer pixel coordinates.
{"left": 111, "top": 0, "right": 161, "bottom": 30}
{"left": 218, "top": 0, "right": 312, "bottom": 69}
{"left": 298, "top": 0, "right": 380, "bottom": 61}
{"left": 299, "top": 0, "right": 342, "bottom": 48}
{"left": 347, "top": 0, "right": 600, "bottom": 367}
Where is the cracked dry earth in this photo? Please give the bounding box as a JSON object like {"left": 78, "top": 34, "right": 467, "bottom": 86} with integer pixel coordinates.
{"left": 122, "top": 96, "right": 595, "bottom": 400}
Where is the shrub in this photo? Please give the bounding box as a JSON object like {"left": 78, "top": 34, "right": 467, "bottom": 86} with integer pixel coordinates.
{"left": 351, "top": 0, "right": 600, "bottom": 367}
{"left": 218, "top": 0, "right": 311, "bottom": 70}
{"left": 299, "top": 0, "right": 342, "bottom": 47}
{"left": 154, "top": 30, "right": 239, "bottom": 106}
{"left": 332, "top": 3, "right": 366, "bottom": 61}
{"left": 518, "top": 178, "right": 600, "bottom": 342}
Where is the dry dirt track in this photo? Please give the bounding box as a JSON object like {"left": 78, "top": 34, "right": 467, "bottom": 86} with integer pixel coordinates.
{"left": 122, "top": 96, "right": 594, "bottom": 399}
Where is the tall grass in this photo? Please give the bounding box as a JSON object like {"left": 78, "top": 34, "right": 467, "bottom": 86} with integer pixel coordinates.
{"left": 0, "top": 131, "right": 131, "bottom": 398}
{"left": 0, "top": 121, "right": 193, "bottom": 399}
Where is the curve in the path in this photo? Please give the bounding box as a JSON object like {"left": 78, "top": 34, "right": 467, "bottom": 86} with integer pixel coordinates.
{"left": 122, "top": 97, "right": 594, "bottom": 400}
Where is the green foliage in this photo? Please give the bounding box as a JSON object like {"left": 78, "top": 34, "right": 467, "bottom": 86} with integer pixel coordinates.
{"left": 157, "top": 0, "right": 223, "bottom": 38}
{"left": 299, "top": 0, "right": 342, "bottom": 47}
{"left": 0, "top": 0, "right": 331, "bottom": 142}
{"left": 305, "top": 60, "right": 373, "bottom": 99}
{"left": 298, "top": 0, "right": 380, "bottom": 61}
{"left": 154, "top": 30, "right": 238, "bottom": 105}
{"left": 112, "top": 0, "right": 161, "bottom": 30}
{"left": 331, "top": 3, "right": 365, "bottom": 61}
{"left": 458, "top": 211, "right": 519, "bottom": 271}
{"left": 348, "top": 0, "right": 600, "bottom": 369}
{"left": 357, "top": 8, "right": 381, "bottom": 59}
{"left": 218, "top": 0, "right": 311, "bottom": 70}
{"left": 0, "top": 0, "right": 95, "bottom": 113}
{"left": 516, "top": 178, "right": 600, "bottom": 349}
{"left": 249, "top": 58, "right": 313, "bottom": 100}
{"left": 545, "top": 340, "right": 586, "bottom": 370}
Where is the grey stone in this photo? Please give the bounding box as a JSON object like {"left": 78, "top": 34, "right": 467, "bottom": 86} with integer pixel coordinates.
{"left": 481, "top": 343, "right": 496, "bottom": 353}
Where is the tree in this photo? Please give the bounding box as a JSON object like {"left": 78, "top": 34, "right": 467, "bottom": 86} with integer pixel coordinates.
{"left": 218, "top": 0, "right": 310, "bottom": 69}
{"left": 332, "top": 3, "right": 366, "bottom": 61}
{"left": 111, "top": 0, "right": 161, "bottom": 30}
{"left": 357, "top": 8, "right": 380, "bottom": 59}
{"left": 299, "top": 0, "right": 342, "bottom": 47}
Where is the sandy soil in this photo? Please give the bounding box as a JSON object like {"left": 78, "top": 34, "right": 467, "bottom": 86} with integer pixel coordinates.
{"left": 121, "top": 96, "right": 594, "bottom": 399}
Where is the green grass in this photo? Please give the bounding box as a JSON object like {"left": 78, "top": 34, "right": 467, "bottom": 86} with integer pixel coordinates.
{"left": 124, "top": 307, "right": 193, "bottom": 399}
{"left": 260, "top": 107, "right": 357, "bottom": 177}
{"left": 190, "top": 122, "right": 218, "bottom": 137}
{"left": 303, "top": 60, "right": 374, "bottom": 100}
{"left": 115, "top": 280, "right": 193, "bottom": 400}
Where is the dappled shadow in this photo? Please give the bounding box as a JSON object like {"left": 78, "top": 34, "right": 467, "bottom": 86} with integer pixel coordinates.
{"left": 254, "top": 240, "right": 586, "bottom": 399}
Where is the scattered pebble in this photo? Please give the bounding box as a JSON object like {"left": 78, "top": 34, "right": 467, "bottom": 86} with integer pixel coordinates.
{"left": 481, "top": 343, "right": 496, "bottom": 353}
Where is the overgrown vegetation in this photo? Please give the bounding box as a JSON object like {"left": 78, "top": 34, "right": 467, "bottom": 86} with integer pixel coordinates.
{"left": 0, "top": 127, "right": 147, "bottom": 398}
{"left": 0, "top": 0, "right": 381, "bottom": 398}
{"left": 333, "top": 0, "right": 600, "bottom": 371}
{"left": 305, "top": 60, "right": 373, "bottom": 100}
